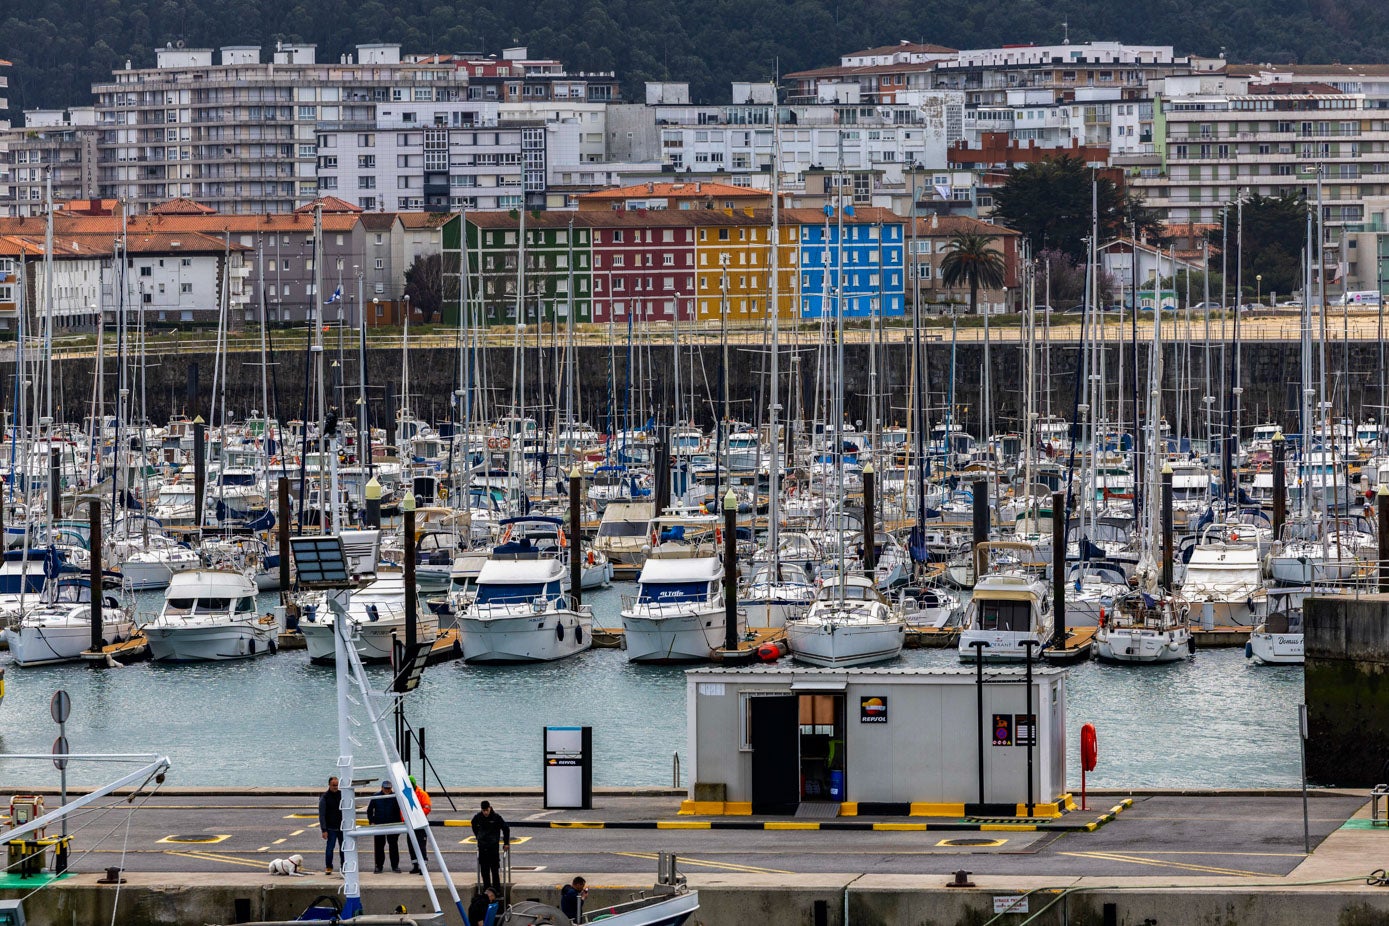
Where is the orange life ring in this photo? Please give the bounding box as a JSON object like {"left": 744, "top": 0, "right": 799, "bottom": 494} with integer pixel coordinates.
{"left": 1080, "top": 723, "right": 1098, "bottom": 772}
{"left": 715, "top": 526, "right": 723, "bottom": 546}
{"left": 487, "top": 437, "right": 500, "bottom": 449}
{"left": 499, "top": 437, "right": 512, "bottom": 450}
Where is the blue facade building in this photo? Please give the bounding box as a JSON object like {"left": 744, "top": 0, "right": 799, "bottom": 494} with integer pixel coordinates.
{"left": 792, "top": 206, "right": 905, "bottom": 320}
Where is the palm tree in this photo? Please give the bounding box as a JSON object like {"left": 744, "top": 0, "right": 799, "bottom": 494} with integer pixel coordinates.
{"left": 940, "top": 232, "right": 1008, "bottom": 453}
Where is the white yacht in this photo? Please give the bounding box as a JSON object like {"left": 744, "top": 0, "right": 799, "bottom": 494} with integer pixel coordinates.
{"left": 109, "top": 534, "right": 200, "bottom": 591}
{"left": 458, "top": 557, "right": 592, "bottom": 663}
{"left": 142, "top": 570, "right": 275, "bottom": 662}
{"left": 786, "top": 574, "right": 905, "bottom": 667}
{"left": 622, "top": 530, "right": 735, "bottom": 663}
{"left": 1181, "top": 537, "right": 1266, "bottom": 627}
{"left": 1063, "top": 561, "right": 1129, "bottom": 628}
{"left": 2, "top": 578, "right": 134, "bottom": 666}
{"left": 1094, "top": 592, "right": 1192, "bottom": 664}
{"left": 593, "top": 501, "right": 656, "bottom": 573}
{"left": 299, "top": 573, "right": 438, "bottom": 663}
{"left": 1247, "top": 594, "right": 1304, "bottom": 665}
{"left": 958, "top": 543, "right": 1053, "bottom": 662}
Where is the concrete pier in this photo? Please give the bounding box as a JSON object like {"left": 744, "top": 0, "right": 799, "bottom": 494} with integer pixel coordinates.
{"left": 2, "top": 789, "right": 1384, "bottom": 926}
{"left": 1306, "top": 594, "right": 1389, "bottom": 786}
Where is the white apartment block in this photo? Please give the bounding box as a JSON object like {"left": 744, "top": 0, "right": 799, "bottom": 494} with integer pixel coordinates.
{"left": 1123, "top": 71, "right": 1389, "bottom": 286}
{"left": 93, "top": 43, "right": 471, "bottom": 214}
{"left": 3, "top": 108, "right": 100, "bottom": 216}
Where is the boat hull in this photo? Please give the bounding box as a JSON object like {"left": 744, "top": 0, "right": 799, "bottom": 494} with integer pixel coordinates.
{"left": 622, "top": 608, "right": 734, "bottom": 663}
{"left": 1094, "top": 627, "right": 1191, "bottom": 664}
{"left": 144, "top": 621, "right": 277, "bottom": 662}
{"left": 957, "top": 629, "right": 1049, "bottom": 662}
{"left": 459, "top": 611, "right": 592, "bottom": 663}
{"left": 786, "top": 620, "right": 905, "bottom": 667}
{"left": 300, "top": 615, "right": 440, "bottom": 663}
{"left": 1247, "top": 632, "right": 1304, "bottom": 665}
{"left": 3, "top": 619, "right": 135, "bottom": 666}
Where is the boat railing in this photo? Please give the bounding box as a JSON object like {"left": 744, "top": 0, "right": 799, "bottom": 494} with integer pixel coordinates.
{"left": 621, "top": 594, "right": 718, "bottom": 616}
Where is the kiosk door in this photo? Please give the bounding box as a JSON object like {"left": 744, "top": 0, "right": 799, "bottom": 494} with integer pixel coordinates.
{"left": 750, "top": 695, "right": 800, "bottom": 814}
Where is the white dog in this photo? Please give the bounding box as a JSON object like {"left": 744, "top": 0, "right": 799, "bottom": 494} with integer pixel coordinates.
{"left": 268, "top": 854, "right": 305, "bottom": 876}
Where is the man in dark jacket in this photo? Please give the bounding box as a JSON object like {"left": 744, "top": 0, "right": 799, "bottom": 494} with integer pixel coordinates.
{"left": 470, "top": 801, "right": 510, "bottom": 892}
{"left": 366, "top": 780, "right": 402, "bottom": 873}
{"left": 317, "top": 776, "right": 344, "bottom": 875}
{"left": 560, "top": 876, "right": 587, "bottom": 919}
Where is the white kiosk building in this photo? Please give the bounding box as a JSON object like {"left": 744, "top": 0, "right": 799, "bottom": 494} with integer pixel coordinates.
{"left": 684, "top": 666, "right": 1068, "bottom": 817}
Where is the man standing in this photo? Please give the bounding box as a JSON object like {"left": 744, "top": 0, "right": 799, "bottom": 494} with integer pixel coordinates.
{"left": 470, "top": 800, "right": 510, "bottom": 892}
{"left": 317, "top": 776, "right": 344, "bottom": 875}
{"left": 407, "top": 775, "right": 432, "bottom": 874}
{"left": 367, "top": 780, "right": 402, "bottom": 873}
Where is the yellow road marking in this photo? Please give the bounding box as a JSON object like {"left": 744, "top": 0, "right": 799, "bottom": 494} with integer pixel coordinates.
{"left": 936, "top": 837, "right": 1006, "bottom": 847}
{"left": 458, "top": 835, "right": 531, "bottom": 845}
{"left": 290, "top": 829, "right": 305, "bottom": 837}
{"left": 981, "top": 824, "right": 1036, "bottom": 832}
{"left": 764, "top": 822, "right": 819, "bottom": 830}
{"left": 873, "top": 823, "right": 929, "bottom": 831}
{"left": 1061, "top": 850, "right": 1264, "bottom": 877}
{"left": 156, "top": 834, "right": 231, "bottom": 845}
{"left": 164, "top": 850, "right": 267, "bottom": 870}
{"left": 615, "top": 851, "right": 792, "bottom": 875}
{"left": 272, "top": 838, "right": 287, "bottom": 845}
{"left": 285, "top": 813, "right": 317, "bottom": 819}
{"left": 656, "top": 821, "right": 711, "bottom": 829}
{"left": 1138, "top": 851, "right": 1306, "bottom": 858}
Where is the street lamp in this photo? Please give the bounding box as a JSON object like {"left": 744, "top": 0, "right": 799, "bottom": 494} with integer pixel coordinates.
{"left": 1256, "top": 274, "right": 1262, "bottom": 309}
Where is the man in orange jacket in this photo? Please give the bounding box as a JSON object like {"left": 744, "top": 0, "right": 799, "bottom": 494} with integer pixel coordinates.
{"left": 408, "top": 775, "right": 432, "bottom": 874}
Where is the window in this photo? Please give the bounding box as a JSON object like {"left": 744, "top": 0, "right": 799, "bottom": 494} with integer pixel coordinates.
{"left": 180, "top": 282, "right": 193, "bottom": 294}
{"left": 357, "top": 134, "right": 375, "bottom": 147}
{"left": 359, "top": 176, "right": 376, "bottom": 189}
{"left": 358, "top": 155, "right": 376, "bottom": 169}
{"left": 375, "top": 258, "right": 384, "bottom": 269}
{"left": 139, "top": 266, "right": 152, "bottom": 277}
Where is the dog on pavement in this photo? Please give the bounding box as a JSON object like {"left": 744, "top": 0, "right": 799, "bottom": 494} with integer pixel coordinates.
{"left": 268, "top": 854, "right": 305, "bottom": 876}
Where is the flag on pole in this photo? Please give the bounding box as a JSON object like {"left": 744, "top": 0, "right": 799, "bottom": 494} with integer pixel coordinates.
{"left": 324, "top": 285, "right": 342, "bottom": 304}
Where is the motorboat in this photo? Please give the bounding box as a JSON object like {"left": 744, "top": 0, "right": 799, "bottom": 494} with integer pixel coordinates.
{"left": 1062, "top": 561, "right": 1129, "bottom": 628}
{"left": 1094, "top": 591, "right": 1192, "bottom": 664}
{"left": 786, "top": 573, "right": 905, "bottom": 667}
{"left": 494, "top": 515, "right": 613, "bottom": 590}
{"left": 2, "top": 577, "right": 134, "bottom": 666}
{"left": 958, "top": 542, "right": 1053, "bottom": 662}
{"left": 1180, "top": 531, "right": 1266, "bottom": 627}
{"left": 142, "top": 569, "right": 277, "bottom": 662}
{"left": 898, "top": 583, "right": 961, "bottom": 629}
{"left": 109, "top": 533, "right": 200, "bottom": 591}
{"left": 621, "top": 521, "right": 736, "bottom": 663}
{"left": 458, "top": 556, "right": 592, "bottom": 663}
{"left": 1247, "top": 602, "right": 1304, "bottom": 665}
{"left": 593, "top": 501, "right": 656, "bottom": 573}
{"left": 299, "top": 573, "right": 438, "bottom": 663}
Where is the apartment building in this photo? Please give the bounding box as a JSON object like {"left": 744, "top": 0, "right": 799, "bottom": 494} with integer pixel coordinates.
{"left": 447, "top": 207, "right": 903, "bottom": 326}
{"left": 0, "top": 59, "right": 9, "bottom": 209}
{"left": 905, "top": 214, "right": 1021, "bottom": 312}
{"left": 3, "top": 108, "right": 100, "bottom": 216}
{"left": 92, "top": 43, "right": 471, "bottom": 214}
{"left": 1120, "top": 72, "right": 1389, "bottom": 285}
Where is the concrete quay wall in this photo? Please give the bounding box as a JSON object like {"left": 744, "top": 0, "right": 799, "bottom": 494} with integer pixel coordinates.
{"left": 18, "top": 339, "right": 1381, "bottom": 432}
{"left": 1306, "top": 595, "right": 1389, "bottom": 787}
{"left": 11, "top": 873, "right": 1389, "bottom": 926}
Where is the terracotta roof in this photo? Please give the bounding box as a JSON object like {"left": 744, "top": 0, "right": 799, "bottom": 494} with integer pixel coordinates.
{"left": 0, "top": 212, "right": 363, "bottom": 237}
{"left": 909, "top": 216, "right": 1020, "bottom": 237}
{"left": 397, "top": 212, "right": 452, "bottom": 230}
{"left": 294, "top": 196, "right": 364, "bottom": 214}
{"left": 148, "top": 198, "right": 218, "bottom": 215}
{"left": 579, "top": 181, "right": 770, "bottom": 202}
{"left": 465, "top": 206, "right": 903, "bottom": 230}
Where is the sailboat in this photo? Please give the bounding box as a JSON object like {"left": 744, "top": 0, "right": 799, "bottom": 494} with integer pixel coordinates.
{"left": 1095, "top": 260, "right": 1192, "bottom": 665}
{"left": 2, "top": 575, "right": 134, "bottom": 666}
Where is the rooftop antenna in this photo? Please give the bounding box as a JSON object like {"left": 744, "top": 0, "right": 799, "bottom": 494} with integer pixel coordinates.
{"left": 1062, "top": 21, "right": 1071, "bottom": 45}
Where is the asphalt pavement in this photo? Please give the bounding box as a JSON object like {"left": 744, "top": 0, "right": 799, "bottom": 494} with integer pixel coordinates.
{"left": 17, "top": 790, "right": 1367, "bottom": 883}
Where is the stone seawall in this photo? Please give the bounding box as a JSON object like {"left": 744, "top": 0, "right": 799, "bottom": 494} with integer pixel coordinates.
{"left": 10, "top": 873, "right": 1389, "bottom": 926}
{"left": 15, "top": 339, "right": 1384, "bottom": 432}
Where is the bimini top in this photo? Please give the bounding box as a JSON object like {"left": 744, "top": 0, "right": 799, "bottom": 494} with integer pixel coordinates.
{"left": 165, "top": 569, "right": 257, "bottom": 599}
{"left": 477, "top": 557, "right": 565, "bottom": 585}
{"left": 638, "top": 556, "right": 721, "bottom": 584}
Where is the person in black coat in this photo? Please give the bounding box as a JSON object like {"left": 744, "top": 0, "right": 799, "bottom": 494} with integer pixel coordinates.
{"left": 317, "top": 776, "right": 344, "bottom": 874}
{"left": 467, "top": 886, "right": 497, "bottom": 926}
{"left": 560, "top": 876, "right": 587, "bottom": 919}
{"left": 366, "top": 780, "right": 402, "bottom": 873}
{"left": 470, "top": 800, "right": 510, "bottom": 891}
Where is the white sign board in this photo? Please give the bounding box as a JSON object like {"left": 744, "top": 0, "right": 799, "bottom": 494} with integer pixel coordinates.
{"left": 993, "top": 895, "right": 1029, "bottom": 914}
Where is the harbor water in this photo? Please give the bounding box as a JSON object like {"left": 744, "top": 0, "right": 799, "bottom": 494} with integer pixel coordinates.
{"left": 0, "top": 584, "right": 1304, "bottom": 790}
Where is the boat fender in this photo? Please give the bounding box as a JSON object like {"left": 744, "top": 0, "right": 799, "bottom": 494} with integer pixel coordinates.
{"left": 587, "top": 550, "right": 595, "bottom": 566}
{"left": 756, "top": 642, "right": 780, "bottom": 663}
{"left": 1245, "top": 641, "right": 1253, "bottom": 659}
{"left": 575, "top": 624, "right": 583, "bottom": 645}
{"left": 248, "top": 638, "right": 256, "bottom": 656}
{"left": 1187, "top": 635, "right": 1197, "bottom": 655}
{"left": 556, "top": 622, "right": 565, "bottom": 642}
